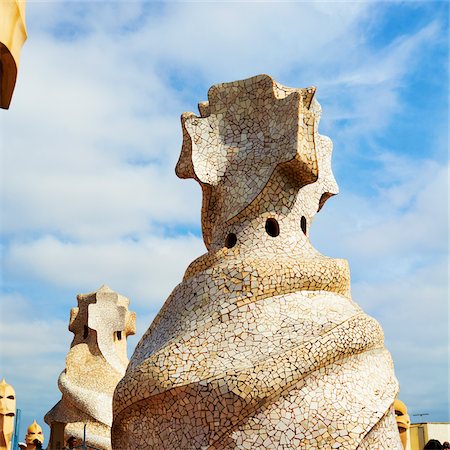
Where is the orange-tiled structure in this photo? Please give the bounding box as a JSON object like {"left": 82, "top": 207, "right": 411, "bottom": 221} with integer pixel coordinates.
{"left": 45, "top": 286, "right": 136, "bottom": 450}
{"left": 0, "top": 0, "right": 27, "bottom": 109}
{"left": 112, "top": 75, "right": 402, "bottom": 449}
{"left": 0, "top": 379, "right": 16, "bottom": 450}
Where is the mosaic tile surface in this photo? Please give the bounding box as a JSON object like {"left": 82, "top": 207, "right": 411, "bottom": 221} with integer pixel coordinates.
{"left": 45, "top": 285, "right": 136, "bottom": 450}
{"left": 112, "top": 75, "right": 402, "bottom": 449}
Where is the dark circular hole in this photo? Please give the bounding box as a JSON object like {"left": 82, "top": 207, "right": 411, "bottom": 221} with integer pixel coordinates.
{"left": 225, "top": 233, "right": 237, "bottom": 248}
{"left": 265, "top": 218, "right": 280, "bottom": 237}
{"left": 301, "top": 216, "right": 307, "bottom": 235}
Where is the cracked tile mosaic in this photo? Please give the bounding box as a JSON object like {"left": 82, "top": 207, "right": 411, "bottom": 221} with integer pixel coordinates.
{"left": 112, "top": 75, "right": 402, "bottom": 449}
{"left": 45, "top": 285, "right": 136, "bottom": 450}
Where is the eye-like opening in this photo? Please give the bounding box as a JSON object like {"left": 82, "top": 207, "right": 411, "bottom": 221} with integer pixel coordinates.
{"left": 265, "top": 218, "right": 279, "bottom": 237}
{"left": 318, "top": 192, "right": 334, "bottom": 212}
{"left": 7, "top": 395, "right": 14, "bottom": 400}
{"left": 116, "top": 331, "right": 122, "bottom": 341}
{"left": 225, "top": 233, "right": 237, "bottom": 249}
{"left": 300, "top": 216, "right": 307, "bottom": 235}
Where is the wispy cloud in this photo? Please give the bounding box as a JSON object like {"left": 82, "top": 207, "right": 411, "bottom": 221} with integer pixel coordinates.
{"left": 312, "top": 158, "right": 448, "bottom": 278}
{"left": 5, "top": 234, "right": 204, "bottom": 307}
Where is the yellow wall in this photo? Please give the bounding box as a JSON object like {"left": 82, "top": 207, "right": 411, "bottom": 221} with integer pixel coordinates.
{"left": 409, "top": 423, "right": 450, "bottom": 450}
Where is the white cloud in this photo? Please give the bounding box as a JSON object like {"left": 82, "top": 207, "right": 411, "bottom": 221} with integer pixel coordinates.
{"left": 315, "top": 20, "right": 442, "bottom": 145}
{"left": 1, "top": 157, "right": 201, "bottom": 240}
{"left": 353, "top": 259, "right": 448, "bottom": 421}
{"left": 5, "top": 234, "right": 205, "bottom": 308}
{"left": 2, "top": 2, "right": 441, "bottom": 243}
{"left": 0, "top": 3, "right": 437, "bottom": 244}
{"left": 311, "top": 159, "right": 448, "bottom": 280}
{"left": 127, "top": 2, "right": 369, "bottom": 77}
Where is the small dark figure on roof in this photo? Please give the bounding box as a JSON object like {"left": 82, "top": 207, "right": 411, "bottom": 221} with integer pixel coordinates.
{"left": 67, "top": 436, "right": 78, "bottom": 449}
{"left": 424, "top": 439, "right": 443, "bottom": 449}
{"left": 32, "top": 439, "right": 43, "bottom": 450}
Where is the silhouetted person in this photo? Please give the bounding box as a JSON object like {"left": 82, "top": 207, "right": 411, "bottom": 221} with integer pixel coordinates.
{"left": 33, "top": 438, "right": 43, "bottom": 450}
{"left": 424, "top": 439, "right": 443, "bottom": 449}
{"left": 67, "top": 436, "right": 77, "bottom": 449}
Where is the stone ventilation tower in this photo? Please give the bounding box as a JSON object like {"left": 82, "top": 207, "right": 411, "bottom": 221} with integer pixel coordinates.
{"left": 0, "top": 379, "right": 15, "bottom": 450}
{"left": 45, "top": 285, "right": 136, "bottom": 450}
{"left": 0, "top": 0, "right": 27, "bottom": 109}
{"left": 394, "top": 399, "right": 411, "bottom": 449}
{"left": 24, "top": 421, "right": 44, "bottom": 450}
{"left": 112, "top": 75, "right": 402, "bottom": 449}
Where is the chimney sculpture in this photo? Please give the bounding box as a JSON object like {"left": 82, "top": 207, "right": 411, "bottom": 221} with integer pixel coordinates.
{"left": 112, "top": 75, "right": 402, "bottom": 449}
{"left": 24, "top": 421, "right": 43, "bottom": 450}
{"left": 45, "top": 286, "right": 136, "bottom": 450}
{"left": 0, "top": 379, "right": 16, "bottom": 450}
{"left": 0, "top": 0, "right": 27, "bottom": 109}
{"left": 394, "top": 399, "right": 411, "bottom": 449}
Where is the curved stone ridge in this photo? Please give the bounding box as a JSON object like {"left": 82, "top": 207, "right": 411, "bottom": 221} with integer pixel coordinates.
{"left": 112, "top": 75, "right": 401, "bottom": 449}
{"left": 45, "top": 285, "right": 136, "bottom": 450}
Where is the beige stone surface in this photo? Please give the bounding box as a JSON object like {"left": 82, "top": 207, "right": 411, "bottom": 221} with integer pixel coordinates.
{"left": 394, "top": 399, "right": 411, "bottom": 449}
{"left": 112, "top": 74, "right": 401, "bottom": 449}
{"left": 25, "top": 420, "right": 44, "bottom": 450}
{"left": 45, "top": 285, "right": 135, "bottom": 450}
{"left": 409, "top": 423, "right": 450, "bottom": 450}
{"left": 0, "top": 379, "right": 15, "bottom": 450}
{"left": 0, "top": 0, "right": 27, "bottom": 109}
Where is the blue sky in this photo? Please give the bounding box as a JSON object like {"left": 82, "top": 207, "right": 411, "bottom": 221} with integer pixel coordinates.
{"left": 0, "top": 0, "right": 448, "bottom": 444}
